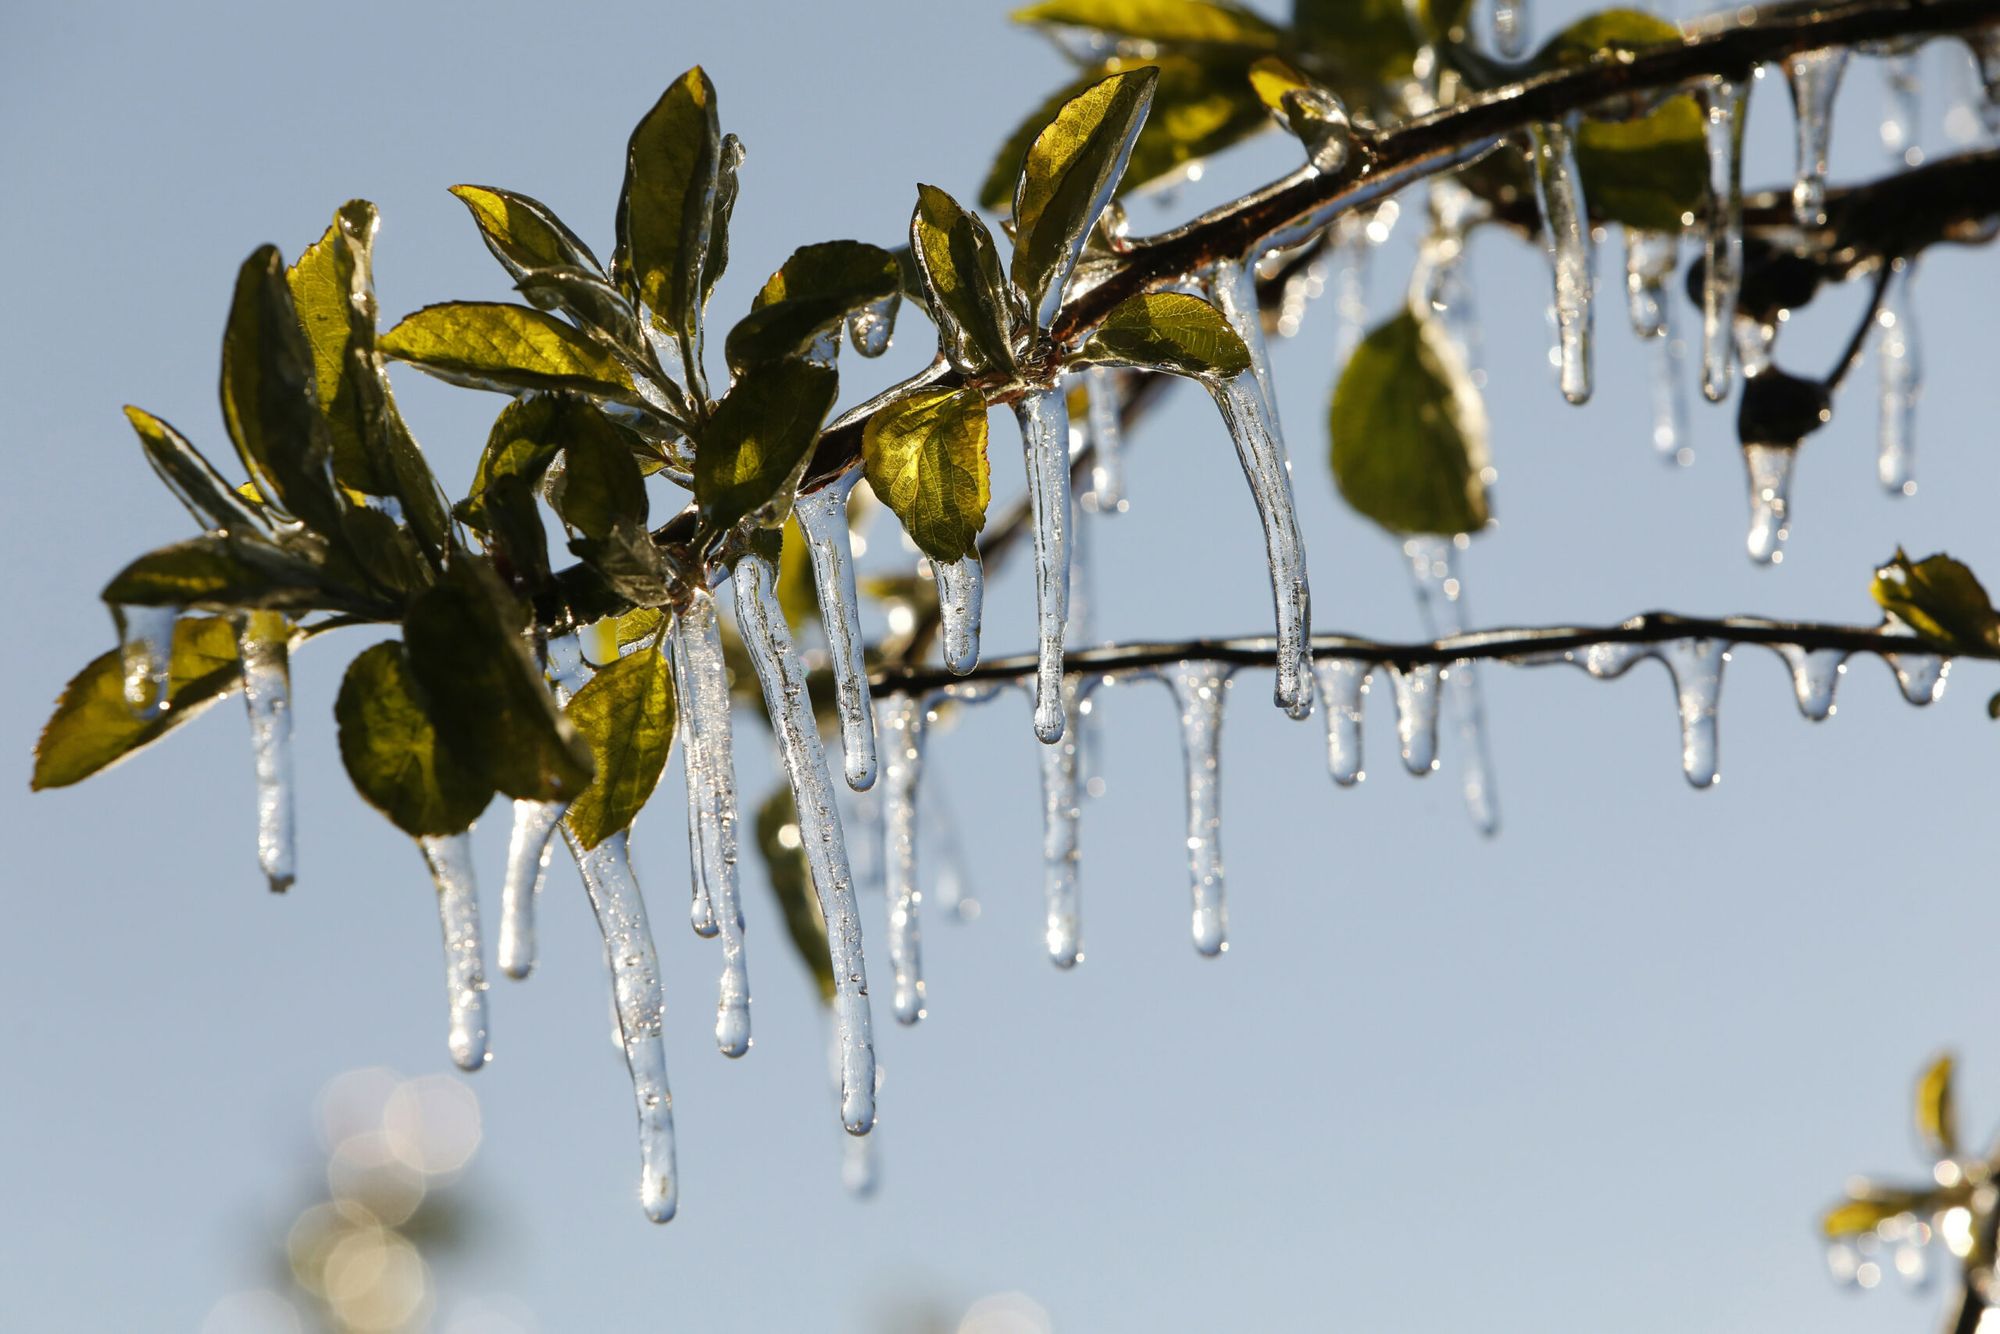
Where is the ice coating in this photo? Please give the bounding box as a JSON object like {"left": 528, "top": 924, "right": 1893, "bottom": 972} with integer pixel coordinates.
{"left": 1886, "top": 652, "right": 1949, "bottom": 706}
{"left": 1624, "top": 228, "right": 1675, "bottom": 340}
{"left": 417, "top": 833, "right": 490, "bottom": 1072}
{"left": 933, "top": 555, "right": 985, "bottom": 675}
{"left": 1331, "top": 210, "right": 1374, "bottom": 373}
{"left": 1207, "top": 373, "right": 1313, "bottom": 718}
{"left": 846, "top": 292, "right": 897, "bottom": 358}
{"left": 115, "top": 603, "right": 177, "bottom": 716}
{"left": 793, "top": 475, "right": 878, "bottom": 790}
{"left": 1698, "top": 76, "right": 1749, "bottom": 403}
{"left": 1313, "top": 657, "right": 1370, "bottom": 785}
{"left": 1785, "top": 48, "right": 1850, "bottom": 227}
{"left": 1036, "top": 681, "right": 1086, "bottom": 968}
{"left": 1528, "top": 118, "right": 1595, "bottom": 405}
{"left": 1490, "top": 0, "right": 1528, "bottom": 59}
{"left": 1661, "top": 638, "right": 1727, "bottom": 788}
{"left": 1389, "top": 663, "right": 1442, "bottom": 774}
{"left": 237, "top": 613, "right": 295, "bottom": 892}
{"left": 877, "top": 694, "right": 929, "bottom": 1023}
{"left": 671, "top": 588, "right": 750, "bottom": 1056}
{"left": 1743, "top": 442, "right": 1796, "bottom": 565}
{"left": 1015, "top": 389, "right": 1074, "bottom": 744}
{"left": 732, "top": 551, "right": 876, "bottom": 1132}
{"left": 1404, "top": 537, "right": 1499, "bottom": 835}
{"left": 1081, "top": 366, "right": 1127, "bottom": 514}
{"left": 567, "top": 830, "right": 680, "bottom": 1222}
{"left": 1206, "top": 255, "right": 1283, "bottom": 434}
{"left": 1877, "top": 258, "right": 1921, "bottom": 496}
{"left": 1164, "top": 662, "right": 1231, "bottom": 957}
{"left": 498, "top": 798, "right": 563, "bottom": 978}
{"left": 1775, "top": 644, "right": 1846, "bottom": 721}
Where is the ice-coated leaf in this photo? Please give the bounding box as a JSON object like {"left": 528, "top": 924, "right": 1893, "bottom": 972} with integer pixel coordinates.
{"left": 125, "top": 406, "right": 269, "bottom": 537}
{"left": 861, "top": 386, "right": 992, "bottom": 563}
{"left": 910, "top": 185, "right": 1019, "bottom": 376}
{"left": 221, "top": 245, "right": 346, "bottom": 541}
{"left": 1074, "top": 292, "right": 1250, "bottom": 378}
{"left": 1329, "top": 311, "right": 1490, "bottom": 536}
{"left": 753, "top": 783, "right": 836, "bottom": 1004}
{"left": 563, "top": 645, "right": 675, "bottom": 849}
{"left": 724, "top": 241, "right": 901, "bottom": 371}
{"left": 513, "top": 267, "right": 647, "bottom": 356}
{"left": 1012, "top": 67, "right": 1158, "bottom": 329}
{"left": 1011, "top": 0, "right": 1283, "bottom": 47}
{"left": 335, "top": 640, "right": 492, "bottom": 838}
{"left": 1246, "top": 57, "right": 1352, "bottom": 170}
{"left": 1292, "top": 0, "right": 1422, "bottom": 84}
{"left": 379, "top": 302, "right": 639, "bottom": 403}
{"left": 448, "top": 183, "right": 605, "bottom": 280}
{"left": 569, "top": 519, "right": 674, "bottom": 609}
{"left": 458, "top": 395, "right": 563, "bottom": 532}
{"left": 1916, "top": 1053, "right": 1959, "bottom": 1159}
{"left": 31, "top": 616, "right": 243, "bottom": 790}
{"left": 611, "top": 67, "right": 724, "bottom": 340}
{"left": 549, "top": 399, "right": 649, "bottom": 542}
{"left": 101, "top": 535, "right": 362, "bottom": 615}
{"left": 1870, "top": 549, "right": 2000, "bottom": 652}
{"left": 404, "top": 560, "right": 593, "bottom": 803}
{"left": 694, "top": 357, "right": 840, "bottom": 537}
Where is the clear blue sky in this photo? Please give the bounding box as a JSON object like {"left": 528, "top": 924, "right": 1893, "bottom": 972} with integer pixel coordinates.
{"left": 5, "top": 2, "right": 1999, "bottom": 1330}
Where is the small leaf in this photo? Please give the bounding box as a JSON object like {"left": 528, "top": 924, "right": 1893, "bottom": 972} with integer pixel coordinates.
{"left": 568, "top": 518, "right": 674, "bottom": 608}
{"left": 754, "top": 783, "right": 836, "bottom": 1004}
{"left": 563, "top": 645, "right": 675, "bottom": 849}
{"left": 1012, "top": 67, "right": 1159, "bottom": 329}
{"left": 551, "top": 399, "right": 650, "bottom": 542}
{"left": 459, "top": 395, "right": 563, "bottom": 532}
{"left": 1075, "top": 292, "right": 1250, "bottom": 377}
{"left": 125, "top": 407, "right": 269, "bottom": 537}
{"left": 1916, "top": 1053, "right": 1959, "bottom": 1159}
{"left": 1329, "top": 311, "right": 1491, "bottom": 536}
{"left": 449, "top": 183, "right": 604, "bottom": 279}
{"left": 612, "top": 67, "right": 724, "bottom": 342}
{"left": 31, "top": 616, "right": 244, "bottom": 790}
{"left": 911, "top": 185, "right": 1020, "bottom": 376}
{"left": 101, "top": 535, "right": 363, "bottom": 615}
{"left": 335, "top": 640, "right": 493, "bottom": 838}
{"left": 1011, "top": 0, "right": 1284, "bottom": 47}
{"left": 862, "top": 386, "right": 992, "bottom": 563}
{"left": 287, "top": 202, "right": 394, "bottom": 496}
{"left": 1871, "top": 550, "right": 2000, "bottom": 652}
{"left": 379, "top": 302, "right": 639, "bottom": 403}
{"left": 724, "top": 241, "right": 901, "bottom": 371}
{"left": 695, "top": 358, "right": 840, "bottom": 537}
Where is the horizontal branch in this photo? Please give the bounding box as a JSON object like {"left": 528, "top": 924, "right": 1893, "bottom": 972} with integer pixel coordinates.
{"left": 868, "top": 614, "right": 1985, "bottom": 696}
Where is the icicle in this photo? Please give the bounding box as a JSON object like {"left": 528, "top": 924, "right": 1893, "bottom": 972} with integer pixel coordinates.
{"left": 498, "top": 799, "right": 563, "bottom": 978}
{"left": 1774, "top": 644, "right": 1846, "bottom": 721}
{"left": 1081, "top": 366, "right": 1126, "bottom": 514}
{"left": 1885, "top": 652, "right": 1949, "bottom": 706}
{"left": 793, "top": 476, "right": 878, "bottom": 791}
{"left": 1743, "top": 442, "right": 1796, "bottom": 565}
{"left": 1015, "top": 389, "right": 1073, "bottom": 744}
{"left": 1490, "top": 0, "right": 1528, "bottom": 59}
{"left": 1416, "top": 177, "right": 1489, "bottom": 388}
{"left": 1624, "top": 229, "right": 1676, "bottom": 340}
{"left": 846, "top": 293, "right": 897, "bottom": 358}
{"left": 1734, "top": 313, "right": 1776, "bottom": 379}
{"left": 1877, "top": 257, "right": 1922, "bottom": 496}
{"left": 670, "top": 588, "right": 750, "bottom": 1057}
{"left": 1785, "top": 48, "right": 1849, "bottom": 227}
{"left": 1528, "top": 118, "right": 1595, "bottom": 405}
{"left": 1698, "top": 76, "right": 1749, "bottom": 402}
{"left": 1331, "top": 210, "right": 1374, "bottom": 374}
{"left": 1968, "top": 30, "right": 2000, "bottom": 136}
{"left": 1205, "top": 255, "right": 1283, "bottom": 433}
{"left": 417, "top": 832, "right": 490, "bottom": 1073}
{"left": 567, "top": 830, "right": 679, "bottom": 1222}
{"left": 1882, "top": 55, "right": 1925, "bottom": 167}
{"left": 114, "top": 603, "right": 177, "bottom": 716}
{"left": 1661, "top": 638, "right": 1727, "bottom": 787}
{"left": 1389, "top": 663, "right": 1442, "bottom": 774}
{"left": 1037, "top": 681, "right": 1086, "bottom": 968}
{"left": 877, "top": 695, "right": 928, "bottom": 1023}
{"left": 236, "top": 612, "right": 294, "bottom": 892}
{"left": 1313, "top": 657, "right": 1370, "bottom": 785}
{"left": 1404, "top": 537, "right": 1499, "bottom": 835}
{"left": 933, "top": 555, "right": 985, "bottom": 674}
{"left": 1649, "top": 329, "right": 1692, "bottom": 464}
{"left": 732, "top": 551, "right": 876, "bottom": 1132}
{"left": 1164, "top": 663, "right": 1231, "bottom": 957}
{"left": 828, "top": 1025, "right": 882, "bottom": 1195}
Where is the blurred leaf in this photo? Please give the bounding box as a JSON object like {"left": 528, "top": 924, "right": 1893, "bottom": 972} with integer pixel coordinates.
{"left": 125, "top": 406, "right": 269, "bottom": 537}
{"left": 1293, "top": 0, "right": 1422, "bottom": 85}
{"left": 380, "top": 302, "right": 639, "bottom": 404}
{"left": 1012, "top": 67, "right": 1158, "bottom": 329}
{"left": 612, "top": 67, "right": 724, "bottom": 344}
{"left": 776, "top": 515, "right": 820, "bottom": 632}
{"left": 1917, "top": 1053, "right": 1959, "bottom": 1159}
{"left": 336, "top": 640, "right": 493, "bottom": 838}
{"left": 101, "top": 535, "right": 362, "bottom": 614}
{"left": 862, "top": 386, "right": 992, "bottom": 564}
{"left": 1416, "top": 0, "right": 1476, "bottom": 39}
{"left": 449, "top": 183, "right": 605, "bottom": 279}
{"left": 563, "top": 645, "right": 675, "bottom": 848}
{"left": 31, "top": 616, "right": 244, "bottom": 790}
{"left": 695, "top": 358, "right": 840, "bottom": 537}
{"left": 1074, "top": 291, "right": 1250, "bottom": 377}
{"left": 1736, "top": 370, "right": 1831, "bottom": 448}
{"left": 1823, "top": 1191, "right": 1941, "bottom": 1239}
{"left": 1012, "top": 0, "right": 1283, "bottom": 47}
{"left": 724, "top": 241, "right": 901, "bottom": 371}
{"left": 1871, "top": 550, "right": 2000, "bottom": 652}
{"left": 1329, "top": 311, "right": 1490, "bottom": 536}
{"left": 754, "top": 783, "right": 835, "bottom": 1004}
{"left": 550, "top": 399, "right": 650, "bottom": 542}
{"left": 910, "top": 185, "right": 1020, "bottom": 376}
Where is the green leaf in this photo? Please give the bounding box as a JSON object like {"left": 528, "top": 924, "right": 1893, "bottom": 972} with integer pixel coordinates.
{"left": 448, "top": 183, "right": 604, "bottom": 279}
{"left": 1012, "top": 68, "right": 1159, "bottom": 329}
{"left": 31, "top": 616, "right": 244, "bottom": 790}
{"left": 1916, "top": 1053, "right": 1959, "bottom": 1159}
{"left": 568, "top": 518, "right": 674, "bottom": 608}
{"left": 862, "top": 386, "right": 992, "bottom": 563}
{"left": 1074, "top": 292, "right": 1250, "bottom": 377}
{"left": 1292, "top": 0, "right": 1422, "bottom": 85}
{"left": 1011, "top": 0, "right": 1283, "bottom": 47}
{"left": 1329, "top": 311, "right": 1491, "bottom": 536}
{"left": 335, "top": 640, "right": 493, "bottom": 838}
{"left": 612, "top": 67, "right": 724, "bottom": 343}
{"left": 125, "top": 406, "right": 269, "bottom": 536}
{"left": 910, "top": 185, "right": 1019, "bottom": 376}
{"left": 459, "top": 395, "right": 563, "bottom": 532}
{"left": 379, "top": 302, "right": 639, "bottom": 404}
{"left": 1870, "top": 549, "right": 2000, "bottom": 652}
{"left": 563, "top": 645, "right": 675, "bottom": 849}
{"left": 403, "top": 559, "right": 593, "bottom": 802}
{"left": 551, "top": 399, "right": 650, "bottom": 542}
{"left": 724, "top": 241, "right": 901, "bottom": 371}
{"left": 754, "top": 783, "right": 836, "bottom": 1004}
{"left": 220, "top": 245, "right": 347, "bottom": 540}
{"left": 695, "top": 358, "right": 840, "bottom": 537}
{"left": 101, "top": 535, "right": 364, "bottom": 615}
{"left": 513, "top": 266, "right": 648, "bottom": 358}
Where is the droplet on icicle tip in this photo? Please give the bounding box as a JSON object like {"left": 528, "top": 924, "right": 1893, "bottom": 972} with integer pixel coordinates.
{"left": 1784, "top": 47, "right": 1850, "bottom": 228}
{"left": 1528, "top": 118, "right": 1595, "bottom": 405}
{"left": 418, "top": 832, "right": 491, "bottom": 1072}
{"left": 1743, "top": 442, "right": 1796, "bottom": 565}
{"left": 1165, "top": 662, "right": 1232, "bottom": 957}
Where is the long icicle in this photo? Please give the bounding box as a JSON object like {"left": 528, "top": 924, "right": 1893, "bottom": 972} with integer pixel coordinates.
{"left": 1784, "top": 47, "right": 1850, "bottom": 227}
{"left": 1877, "top": 257, "right": 1922, "bottom": 495}
{"left": 498, "top": 798, "right": 563, "bottom": 979}
{"left": 1016, "top": 389, "right": 1073, "bottom": 744}
{"left": 237, "top": 611, "right": 295, "bottom": 892}
{"left": 793, "top": 474, "right": 878, "bottom": 791}
{"left": 732, "top": 550, "right": 877, "bottom": 1133}
{"left": 1037, "top": 678, "right": 1087, "bottom": 968}
{"left": 1528, "top": 117, "right": 1594, "bottom": 405}
{"left": 878, "top": 695, "right": 929, "bottom": 1023}
{"left": 1403, "top": 538, "right": 1500, "bottom": 835}
{"left": 1698, "top": 75, "right": 1750, "bottom": 403}
{"left": 1165, "top": 662, "right": 1232, "bottom": 957}
{"left": 417, "top": 832, "right": 490, "bottom": 1073}
{"left": 566, "top": 829, "right": 680, "bottom": 1223}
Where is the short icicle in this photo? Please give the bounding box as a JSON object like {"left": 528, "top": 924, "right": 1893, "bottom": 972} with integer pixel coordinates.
{"left": 1313, "top": 657, "right": 1371, "bottom": 785}
{"left": 1490, "top": 0, "right": 1528, "bottom": 59}
{"left": 1743, "top": 442, "right": 1797, "bottom": 565}
{"left": 1877, "top": 258, "right": 1921, "bottom": 496}
{"left": 933, "top": 555, "right": 985, "bottom": 674}
{"left": 732, "top": 551, "right": 877, "bottom": 1132}
{"left": 1784, "top": 48, "right": 1850, "bottom": 227}
{"left": 114, "top": 603, "right": 177, "bottom": 717}
{"left": 1404, "top": 537, "right": 1500, "bottom": 835}
{"left": 237, "top": 611, "right": 295, "bottom": 892}
{"left": 1016, "top": 389, "right": 1073, "bottom": 744}
{"left": 877, "top": 694, "right": 929, "bottom": 1023}
{"left": 498, "top": 799, "right": 563, "bottom": 978}
{"left": 1774, "top": 644, "right": 1847, "bottom": 721}
{"left": 566, "top": 830, "right": 680, "bottom": 1223}
{"left": 793, "top": 475, "right": 878, "bottom": 791}
{"left": 1037, "top": 680, "right": 1087, "bottom": 968}
{"left": 1885, "top": 651, "right": 1949, "bottom": 706}
{"left": 1528, "top": 118, "right": 1595, "bottom": 405}
{"left": 417, "top": 832, "right": 490, "bottom": 1073}
{"left": 1165, "top": 662, "right": 1232, "bottom": 957}
{"left": 1081, "top": 366, "right": 1127, "bottom": 514}
{"left": 1661, "top": 638, "right": 1728, "bottom": 788}
{"left": 1624, "top": 229, "right": 1676, "bottom": 340}
{"left": 1389, "top": 663, "right": 1442, "bottom": 774}
{"left": 1698, "top": 75, "right": 1750, "bottom": 402}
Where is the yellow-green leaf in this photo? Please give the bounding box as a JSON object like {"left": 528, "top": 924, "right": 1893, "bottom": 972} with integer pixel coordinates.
{"left": 910, "top": 185, "right": 1020, "bottom": 376}
{"left": 1012, "top": 0, "right": 1283, "bottom": 47}
{"left": 724, "top": 241, "right": 901, "bottom": 371}
{"left": 101, "top": 535, "right": 358, "bottom": 615}
{"left": 1075, "top": 292, "right": 1250, "bottom": 378}
{"left": 1870, "top": 549, "right": 2000, "bottom": 652}
{"left": 379, "top": 302, "right": 638, "bottom": 403}
{"left": 611, "top": 67, "right": 723, "bottom": 340}
{"left": 126, "top": 406, "right": 269, "bottom": 537}
{"left": 335, "top": 640, "right": 493, "bottom": 838}
{"left": 696, "top": 358, "right": 841, "bottom": 537}
{"left": 563, "top": 646, "right": 675, "bottom": 849}
{"left": 1822, "top": 1191, "right": 1939, "bottom": 1239}
{"left": 1917, "top": 1053, "right": 1959, "bottom": 1159}
{"left": 551, "top": 398, "right": 649, "bottom": 542}
{"left": 449, "top": 183, "right": 604, "bottom": 279}
{"left": 1329, "top": 311, "right": 1491, "bottom": 536}
{"left": 862, "top": 386, "right": 992, "bottom": 563}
